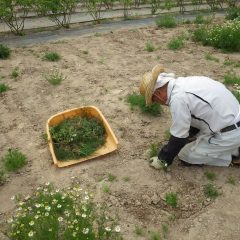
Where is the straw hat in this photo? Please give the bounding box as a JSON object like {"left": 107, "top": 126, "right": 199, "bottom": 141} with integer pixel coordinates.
{"left": 139, "top": 64, "right": 165, "bottom": 106}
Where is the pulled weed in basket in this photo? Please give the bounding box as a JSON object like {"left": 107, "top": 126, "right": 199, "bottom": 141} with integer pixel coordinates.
{"left": 50, "top": 116, "right": 106, "bottom": 161}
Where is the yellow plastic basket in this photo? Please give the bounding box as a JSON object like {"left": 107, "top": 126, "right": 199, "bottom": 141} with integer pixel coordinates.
{"left": 46, "top": 106, "right": 118, "bottom": 167}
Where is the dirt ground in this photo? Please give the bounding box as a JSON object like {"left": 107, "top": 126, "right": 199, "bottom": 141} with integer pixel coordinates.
{"left": 1, "top": 19, "right": 240, "bottom": 239}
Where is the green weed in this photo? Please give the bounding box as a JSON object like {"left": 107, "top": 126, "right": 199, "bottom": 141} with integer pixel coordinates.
{"left": 165, "top": 192, "right": 178, "bottom": 207}
{"left": 11, "top": 67, "right": 20, "bottom": 80}
{"left": 205, "top": 53, "right": 219, "bottom": 62}
{"left": 232, "top": 90, "right": 240, "bottom": 102}
{"left": 108, "top": 173, "right": 117, "bottom": 182}
{"left": 224, "top": 72, "right": 240, "bottom": 85}
{"left": 145, "top": 41, "right": 155, "bottom": 52}
{"left": 8, "top": 183, "right": 122, "bottom": 239}
{"left": 155, "top": 14, "right": 177, "bottom": 28}
{"left": 43, "top": 51, "right": 61, "bottom": 61}
{"left": 0, "top": 44, "right": 11, "bottom": 59}
{"left": 149, "top": 143, "right": 159, "bottom": 158}
{"left": 0, "top": 83, "right": 10, "bottom": 93}
{"left": 123, "top": 176, "right": 130, "bottom": 182}
{"left": 45, "top": 70, "right": 65, "bottom": 85}
{"left": 204, "top": 171, "right": 217, "bottom": 181}
{"left": 226, "top": 175, "right": 236, "bottom": 185}
{"left": 2, "top": 149, "right": 27, "bottom": 172}
{"left": 167, "top": 36, "right": 185, "bottom": 50}
{"left": 83, "top": 50, "right": 89, "bottom": 54}
{"left": 103, "top": 185, "right": 110, "bottom": 193}
{"left": 0, "top": 170, "right": 6, "bottom": 185}
{"left": 149, "top": 231, "right": 161, "bottom": 240}
{"left": 50, "top": 116, "right": 106, "bottom": 161}
{"left": 223, "top": 59, "right": 240, "bottom": 68}
{"left": 127, "top": 93, "right": 161, "bottom": 116}
{"left": 194, "top": 14, "right": 211, "bottom": 24}
{"left": 161, "top": 223, "right": 169, "bottom": 238}
{"left": 134, "top": 225, "right": 145, "bottom": 236}
{"left": 203, "top": 183, "right": 220, "bottom": 199}
{"left": 225, "top": 7, "right": 240, "bottom": 20}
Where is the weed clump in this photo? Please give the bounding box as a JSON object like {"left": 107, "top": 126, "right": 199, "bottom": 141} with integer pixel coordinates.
{"left": 167, "top": 36, "right": 185, "bottom": 50}
{"left": 203, "top": 183, "right": 220, "bottom": 199}
{"left": 145, "top": 41, "right": 155, "bottom": 52}
{"left": 50, "top": 116, "right": 106, "bottom": 161}
{"left": 165, "top": 192, "right": 178, "bottom": 207}
{"left": 2, "top": 149, "right": 27, "bottom": 172}
{"left": 127, "top": 93, "right": 161, "bottom": 116}
{"left": 155, "top": 14, "right": 177, "bottom": 28}
{"left": 0, "top": 44, "right": 11, "bottom": 59}
{"left": 43, "top": 51, "right": 61, "bottom": 61}
{"left": 0, "top": 83, "right": 9, "bottom": 93}
{"left": 45, "top": 70, "right": 65, "bottom": 85}
{"left": 224, "top": 72, "right": 240, "bottom": 85}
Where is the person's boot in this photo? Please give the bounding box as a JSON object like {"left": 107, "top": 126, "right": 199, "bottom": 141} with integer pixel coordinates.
{"left": 231, "top": 147, "right": 240, "bottom": 165}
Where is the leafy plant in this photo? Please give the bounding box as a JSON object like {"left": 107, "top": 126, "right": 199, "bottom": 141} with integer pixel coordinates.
{"left": 225, "top": 7, "right": 240, "bottom": 20}
{"left": 150, "top": 0, "right": 159, "bottom": 14}
{"left": 203, "top": 183, "right": 220, "bottom": 199}
{"left": 226, "top": 175, "right": 236, "bottom": 185}
{"left": 224, "top": 72, "right": 240, "bottom": 85}
{"left": 194, "top": 14, "right": 211, "bottom": 24}
{"left": 121, "top": 0, "right": 133, "bottom": 19}
{"left": 43, "top": 51, "right": 61, "bottom": 61}
{"left": 2, "top": 149, "right": 27, "bottom": 172}
{"left": 163, "top": 0, "right": 174, "bottom": 11}
{"left": 161, "top": 223, "right": 169, "bottom": 238}
{"left": 127, "top": 93, "right": 161, "bottom": 116}
{"left": 167, "top": 36, "right": 185, "bottom": 50}
{"left": 165, "top": 192, "right": 178, "bottom": 207}
{"left": 45, "top": 70, "right": 65, "bottom": 85}
{"left": 0, "top": 0, "right": 31, "bottom": 35}
{"left": 8, "top": 183, "right": 122, "bottom": 239}
{"left": 50, "top": 116, "right": 106, "bottom": 161}
{"left": 204, "top": 171, "right": 217, "bottom": 181}
{"left": 85, "top": 0, "right": 103, "bottom": 23}
{"left": 205, "top": 53, "right": 219, "bottom": 62}
{"left": 103, "top": 185, "right": 110, "bottom": 193}
{"left": 155, "top": 14, "right": 177, "bottom": 28}
{"left": 223, "top": 59, "right": 240, "bottom": 68}
{"left": 11, "top": 67, "right": 20, "bottom": 80}
{"left": 0, "top": 44, "right": 11, "bottom": 59}
{"left": 149, "top": 230, "right": 161, "bottom": 240}
{"left": 0, "top": 83, "right": 10, "bottom": 93}
{"left": 123, "top": 176, "right": 130, "bottom": 182}
{"left": 145, "top": 41, "right": 155, "bottom": 52}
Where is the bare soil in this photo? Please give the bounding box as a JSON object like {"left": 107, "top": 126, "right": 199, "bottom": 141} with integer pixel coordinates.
{"left": 0, "top": 20, "right": 240, "bottom": 239}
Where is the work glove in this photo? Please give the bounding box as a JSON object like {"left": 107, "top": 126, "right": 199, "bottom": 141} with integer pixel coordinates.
{"left": 149, "top": 156, "right": 168, "bottom": 170}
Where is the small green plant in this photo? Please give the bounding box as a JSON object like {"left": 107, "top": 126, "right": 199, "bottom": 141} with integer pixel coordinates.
{"left": 161, "top": 223, "right": 169, "bottom": 238}
{"left": 103, "top": 185, "right": 110, "bottom": 193}
{"left": 203, "top": 183, "right": 220, "bottom": 199}
{"left": 226, "top": 175, "right": 236, "bottom": 185}
{"left": 165, "top": 192, "right": 178, "bottom": 207}
{"left": 145, "top": 41, "right": 155, "bottom": 52}
{"left": 83, "top": 50, "right": 89, "bottom": 54}
{"left": 134, "top": 225, "right": 145, "bottom": 236}
{"left": 123, "top": 176, "right": 130, "bottom": 182}
{"left": 0, "top": 83, "right": 10, "bottom": 93}
{"left": 224, "top": 72, "right": 240, "bottom": 85}
{"left": 11, "top": 67, "right": 20, "bottom": 80}
{"left": 205, "top": 53, "right": 219, "bottom": 62}
{"left": 204, "top": 171, "right": 217, "bottom": 181}
{"left": 149, "top": 231, "right": 161, "bottom": 240}
{"left": 0, "top": 44, "right": 11, "bottom": 59}
{"left": 50, "top": 116, "right": 106, "bottom": 161}
{"left": 223, "top": 59, "right": 240, "bottom": 68}
{"left": 155, "top": 14, "right": 177, "bottom": 28}
{"left": 8, "top": 183, "right": 122, "bottom": 240}
{"left": 226, "top": 7, "right": 240, "bottom": 20}
{"left": 232, "top": 89, "right": 240, "bottom": 102}
{"left": 149, "top": 143, "right": 159, "bottom": 158}
{"left": 127, "top": 93, "right": 161, "bottom": 116}
{"left": 0, "top": 170, "right": 6, "bottom": 185}
{"left": 45, "top": 70, "right": 65, "bottom": 85}
{"left": 167, "top": 36, "right": 185, "bottom": 50}
{"left": 2, "top": 149, "right": 27, "bottom": 172}
{"left": 43, "top": 51, "right": 61, "bottom": 61}
{"left": 108, "top": 173, "right": 117, "bottom": 182}
{"left": 194, "top": 14, "right": 205, "bottom": 24}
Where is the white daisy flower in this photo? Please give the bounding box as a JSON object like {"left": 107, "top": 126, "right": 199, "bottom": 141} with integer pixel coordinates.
{"left": 28, "top": 231, "right": 34, "bottom": 237}
{"left": 115, "top": 226, "right": 121, "bottom": 232}
{"left": 82, "top": 228, "right": 89, "bottom": 234}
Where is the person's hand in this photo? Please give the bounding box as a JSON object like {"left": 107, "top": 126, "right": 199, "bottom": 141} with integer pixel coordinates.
{"left": 149, "top": 156, "right": 168, "bottom": 170}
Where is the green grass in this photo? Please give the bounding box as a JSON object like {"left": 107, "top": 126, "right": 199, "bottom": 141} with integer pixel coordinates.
{"left": 155, "top": 14, "right": 177, "bottom": 28}
{"left": 205, "top": 53, "right": 219, "bottom": 62}
{"left": 127, "top": 93, "right": 161, "bottom": 116}
{"left": 204, "top": 171, "right": 217, "bottom": 181}
{"left": 2, "top": 149, "right": 27, "bottom": 172}
{"left": 108, "top": 173, "right": 117, "bottom": 182}
{"left": 11, "top": 67, "right": 20, "bottom": 80}
{"left": 50, "top": 116, "right": 106, "bottom": 161}
{"left": 145, "top": 41, "right": 155, "bottom": 52}
{"left": 165, "top": 192, "right": 178, "bottom": 207}
{"left": 0, "top": 44, "right": 11, "bottom": 59}
{"left": 0, "top": 170, "right": 6, "bottom": 185}
{"left": 167, "top": 36, "right": 185, "bottom": 50}
{"left": 161, "top": 223, "right": 169, "bottom": 238}
{"left": 0, "top": 83, "right": 10, "bottom": 93}
{"left": 43, "top": 51, "right": 61, "bottom": 62}
{"left": 123, "top": 176, "right": 130, "bottom": 182}
{"left": 103, "top": 185, "right": 110, "bottom": 193}
{"left": 149, "top": 231, "right": 161, "bottom": 240}
{"left": 194, "top": 14, "right": 211, "bottom": 24}
{"left": 226, "top": 175, "right": 236, "bottom": 185}
{"left": 224, "top": 72, "right": 240, "bottom": 85}
{"left": 223, "top": 59, "right": 240, "bottom": 68}
{"left": 45, "top": 70, "right": 65, "bottom": 85}
{"left": 149, "top": 143, "right": 159, "bottom": 158}
{"left": 203, "top": 183, "right": 220, "bottom": 199}
{"left": 232, "top": 90, "right": 240, "bottom": 103}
